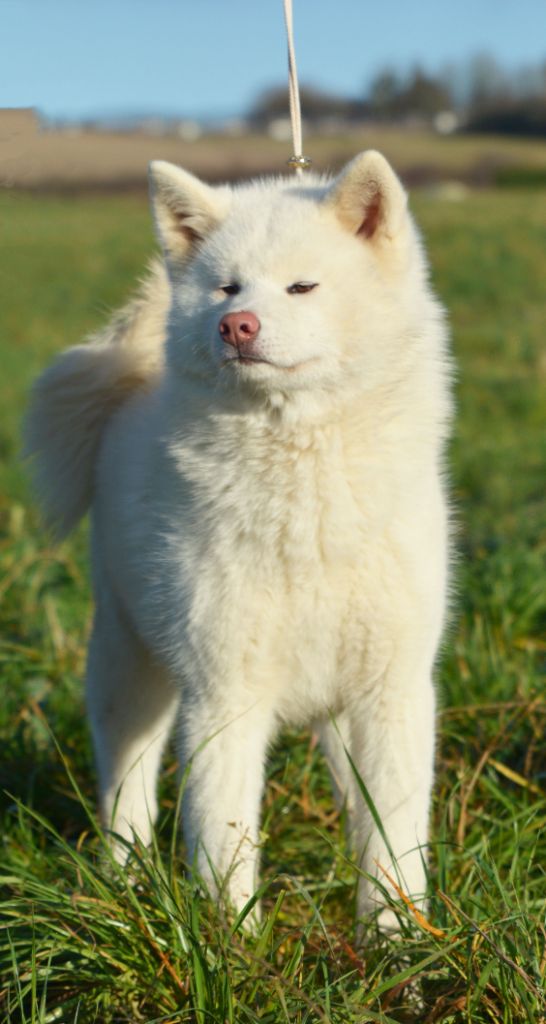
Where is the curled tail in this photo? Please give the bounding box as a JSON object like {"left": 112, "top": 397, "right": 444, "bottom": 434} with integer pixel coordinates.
{"left": 25, "top": 259, "right": 170, "bottom": 539}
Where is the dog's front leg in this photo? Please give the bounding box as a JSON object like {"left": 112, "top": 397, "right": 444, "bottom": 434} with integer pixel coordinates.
{"left": 349, "top": 668, "right": 436, "bottom": 932}
{"left": 178, "top": 693, "right": 274, "bottom": 919}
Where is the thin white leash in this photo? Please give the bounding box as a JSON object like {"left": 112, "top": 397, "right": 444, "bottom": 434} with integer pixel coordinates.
{"left": 283, "top": 0, "right": 311, "bottom": 175}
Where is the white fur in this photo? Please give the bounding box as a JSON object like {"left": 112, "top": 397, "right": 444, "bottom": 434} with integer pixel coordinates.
{"left": 26, "top": 152, "right": 452, "bottom": 926}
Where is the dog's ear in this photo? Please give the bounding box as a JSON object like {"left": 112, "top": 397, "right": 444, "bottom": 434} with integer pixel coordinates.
{"left": 325, "top": 150, "right": 408, "bottom": 244}
{"left": 149, "top": 161, "right": 230, "bottom": 268}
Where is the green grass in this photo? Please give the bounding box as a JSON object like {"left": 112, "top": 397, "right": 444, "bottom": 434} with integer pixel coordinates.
{"left": 1, "top": 186, "right": 545, "bottom": 1023}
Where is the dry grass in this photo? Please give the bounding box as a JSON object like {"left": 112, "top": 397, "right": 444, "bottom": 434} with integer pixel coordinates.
{"left": 3, "top": 118, "right": 546, "bottom": 189}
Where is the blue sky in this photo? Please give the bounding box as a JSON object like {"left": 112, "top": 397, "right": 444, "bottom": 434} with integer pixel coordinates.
{"left": 3, "top": 0, "right": 546, "bottom": 120}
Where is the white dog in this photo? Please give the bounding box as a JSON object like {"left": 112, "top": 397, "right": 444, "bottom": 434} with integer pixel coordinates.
{"left": 26, "top": 151, "right": 451, "bottom": 927}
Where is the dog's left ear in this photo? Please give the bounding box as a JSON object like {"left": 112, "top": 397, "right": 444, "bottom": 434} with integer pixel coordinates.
{"left": 325, "top": 150, "right": 408, "bottom": 243}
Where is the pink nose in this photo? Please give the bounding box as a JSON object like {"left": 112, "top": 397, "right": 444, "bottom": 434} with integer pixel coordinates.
{"left": 219, "top": 311, "right": 261, "bottom": 347}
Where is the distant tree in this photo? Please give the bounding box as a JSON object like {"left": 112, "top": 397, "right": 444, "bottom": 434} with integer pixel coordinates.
{"left": 368, "top": 70, "right": 401, "bottom": 115}
{"left": 399, "top": 67, "right": 453, "bottom": 116}
{"left": 466, "top": 53, "right": 511, "bottom": 108}
{"left": 438, "top": 61, "right": 468, "bottom": 110}
{"left": 513, "top": 60, "right": 546, "bottom": 101}
{"left": 248, "top": 55, "right": 546, "bottom": 138}
{"left": 466, "top": 97, "right": 546, "bottom": 136}
{"left": 247, "top": 84, "right": 366, "bottom": 126}
{"left": 461, "top": 53, "right": 546, "bottom": 136}
{"left": 368, "top": 66, "right": 453, "bottom": 119}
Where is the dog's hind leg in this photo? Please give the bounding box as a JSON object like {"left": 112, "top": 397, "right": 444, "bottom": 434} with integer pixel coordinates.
{"left": 86, "top": 590, "right": 179, "bottom": 857}
{"left": 316, "top": 711, "right": 355, "bottom": 829}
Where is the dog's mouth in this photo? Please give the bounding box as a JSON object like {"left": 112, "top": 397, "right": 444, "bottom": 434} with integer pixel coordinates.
{"left": 230, "top": 354, "right": 270, "bottom": 365}
{"left": 220, "top": 353, "right": 318, "bottom": 373}
{"left": 220, "top": 352, "right": 275, "bottom": 369}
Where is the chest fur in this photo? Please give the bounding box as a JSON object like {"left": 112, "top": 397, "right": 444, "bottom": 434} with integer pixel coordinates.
{"left": 136, "top": 404, "right": 443, "bottom": 715}
{"left": 163, "top": 415, "right": 381, "bottom": 579}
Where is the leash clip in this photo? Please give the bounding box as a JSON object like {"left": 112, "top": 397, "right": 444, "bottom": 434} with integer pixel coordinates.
{"left": 287, "top": 154, "right": 312, "bottom": 172}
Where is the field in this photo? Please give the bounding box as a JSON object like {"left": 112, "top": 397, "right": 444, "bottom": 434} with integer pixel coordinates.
{"left": 4, "top": 115, "right": 546, "bottom": 189}
{"left": 0, "top": 183, "right": 545, "bottom": 1022}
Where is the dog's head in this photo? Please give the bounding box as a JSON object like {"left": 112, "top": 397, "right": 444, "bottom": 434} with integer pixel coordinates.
{"left": 149, "top": 152, "right": 430, "bottom": 406}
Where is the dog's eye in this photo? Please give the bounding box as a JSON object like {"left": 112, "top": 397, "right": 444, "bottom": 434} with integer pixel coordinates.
{"left": 220, "top": 284, "right": 241, "bottom": 296}
{"left": 287, "top": 282, "right": 318, "bottom": 295}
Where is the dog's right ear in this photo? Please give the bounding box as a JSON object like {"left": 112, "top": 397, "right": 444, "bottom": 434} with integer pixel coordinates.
{"left": 149, "top": 161, "right": 230, "bottom": 269}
